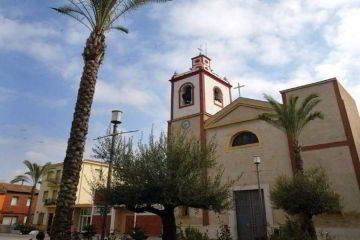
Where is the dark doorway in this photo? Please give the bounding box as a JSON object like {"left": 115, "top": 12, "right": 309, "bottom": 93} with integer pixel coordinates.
{"left": 234, "top": 189, "right": 266, "bottom": 240}
{"left": 47, "top": 213, "right": 54, "bottom": 233}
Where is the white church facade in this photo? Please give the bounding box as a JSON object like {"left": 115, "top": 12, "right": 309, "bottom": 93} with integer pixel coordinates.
{"left": 168, "top": 54, "right": 360, "bottom": 239}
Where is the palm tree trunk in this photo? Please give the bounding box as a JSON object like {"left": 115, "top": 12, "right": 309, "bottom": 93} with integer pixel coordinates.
{"left": 50, "top": 30, "right": 106, "bottom": 240}
{"left": 25, "top": 186, "right": 36, "bottom": 225}
{"left": 293, "top": 140, "right": 304, "bottom": 173}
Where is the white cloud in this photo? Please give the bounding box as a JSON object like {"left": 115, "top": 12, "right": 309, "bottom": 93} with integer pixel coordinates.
{"left": 24, "top": 137, "right": 67, "bottom": 165}
{"left": 0, "top": 15, "right": 84, "bottom": 82}
{"left": 0, "top": 86, "right": 17, "bottom": 103}
{"left": 147, "top": 0, "right": 360, "bottom": 107}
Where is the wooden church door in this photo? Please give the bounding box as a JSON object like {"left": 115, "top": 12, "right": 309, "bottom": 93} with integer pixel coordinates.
{"left": 234, "top": 190, "right": 266, "bottom": 240}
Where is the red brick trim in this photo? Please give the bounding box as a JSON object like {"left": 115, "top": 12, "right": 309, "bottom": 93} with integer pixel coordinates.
{"left": 332, "top": 81, "right": 360, "bottom": 190}
{"left": 191, "top": 54, "right": 211, "bottom": 61}
{"left": 281, "top": 93, "right": 297, "bottom": 175}
{"left": 170, "top": 82, "right": 174, "bottom": 120}
{"left": 203, "top": 70, "right": 232, "bottom": 88}
{"left": 199, "top": 71, "right": 209, "bottom": 226}
{"left": 170, "top": 70, "right": 200, "bottom": 82}
{"left": 199, "top": 72, "right": 205, "bottom": 114}
{"left": 170, "top": 69, "right": 232, "bottom": 88}
{"left": 302, "top": 141, "right": 348, "bottom": 151}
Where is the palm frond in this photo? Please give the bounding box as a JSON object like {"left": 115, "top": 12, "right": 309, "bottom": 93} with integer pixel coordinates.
{"left": 52, "top": 6, "right": 92, "bottom": 30}
{"left": 259, "top": 93, "right": 324, "bottom": 141}
{"left": 299, "top": 94, "right": 320, "bottom": 113}
{"left": 53, "top": 0, "right": 170, "bottom": 33}
{"left": 107, "top": 0, "right": 171, "bottom": 31}
{"left": 263, "top": 94, "right": 283, "bottom": 116}
{"left": 303, "top": 112, "right": 324, "bottom": 125}
{"left": 11, "top": 175, "right": 31, "bottom": 184}
{"left": 111, "top": 25, "right": 129, "bottom": 33}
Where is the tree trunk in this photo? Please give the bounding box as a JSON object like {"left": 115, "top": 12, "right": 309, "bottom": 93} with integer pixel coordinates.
{"left": 293, "top": 141, "right": 304, "bottom": 173}
{"left": 50, "top": 30, "right": 106, "bottom": 240}
{"left": 299, "top": 213, "right": 317, "bottom": 240}
{"left": 25, "top": 186, "right": 36, "bottom": 225}
{"left": 161, "top": 209, "right": 177, "bottom": 240}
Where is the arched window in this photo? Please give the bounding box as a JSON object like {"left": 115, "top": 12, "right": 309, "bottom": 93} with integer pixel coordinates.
{"left": 214, "top": 87, "right": 223, "bottom": 105}
{"left": 232, "top": 131, "right": 259, "bottom": 147}
{"left": 180, "top": 83, "right": 194, "bottom": 107}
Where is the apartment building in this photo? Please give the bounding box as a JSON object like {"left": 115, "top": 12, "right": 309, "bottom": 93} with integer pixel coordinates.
{"left": 33, "top": 159, "right": 108, "bottom": 233}
{"left": 0, "top": 182, "right": 38, "bottom": 225}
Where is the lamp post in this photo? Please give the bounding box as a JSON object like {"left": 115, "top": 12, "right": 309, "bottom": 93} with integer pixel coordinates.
{"left": 101, "top": 110, "right": 122, "bottom": 240}
{"left": 253, "top": 156, "right": 266, "bottom": 239}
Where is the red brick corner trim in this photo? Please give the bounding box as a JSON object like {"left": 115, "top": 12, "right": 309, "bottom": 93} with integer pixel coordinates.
{"left": 333, "top": 81, "right": 360, "bottom": 191}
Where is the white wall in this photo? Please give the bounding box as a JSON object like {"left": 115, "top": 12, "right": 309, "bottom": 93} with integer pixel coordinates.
{"left": 173, "top": 74, "right": 200, "bottom": 119}
{"left": 204, "top": 75, "right": 231, "bottom": 115}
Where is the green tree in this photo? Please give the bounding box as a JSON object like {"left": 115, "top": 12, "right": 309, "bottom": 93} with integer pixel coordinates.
{"left": 259, "top": 94, "right": 323, "bottom": 172}
{"left": 51, "top": 1, "right": 171, "bottom": 239}
{"left": 270, "top": 168, "right": 341, "bottom": 239}
{"left": 94, "top": 132, "right": 233, "bottom": 240}
{"left": 11, "top": 160, "right": 50, "bottom": 225}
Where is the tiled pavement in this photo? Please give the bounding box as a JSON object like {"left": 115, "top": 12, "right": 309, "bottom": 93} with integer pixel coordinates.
{"left": 0, "top": 228, "right": 359, "bottom": 240}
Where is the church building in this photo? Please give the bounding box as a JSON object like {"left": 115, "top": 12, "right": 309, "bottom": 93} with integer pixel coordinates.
{"left": 168, "top": 54, "right": 360, "bottom": 239}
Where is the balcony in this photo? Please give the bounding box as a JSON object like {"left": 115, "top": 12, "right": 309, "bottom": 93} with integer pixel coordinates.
{"left": 46, "top": 177, "right": 61, "bottom": 186}
{"left": 44, "top": 198, "right": 57, "bottom": 206}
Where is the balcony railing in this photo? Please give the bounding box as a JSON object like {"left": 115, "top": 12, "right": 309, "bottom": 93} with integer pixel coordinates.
{"left": 46, "top": 177, "right": 61, "bottom": 185}
{"left": 44, "top": 198, "right": 57, "bottom": 206}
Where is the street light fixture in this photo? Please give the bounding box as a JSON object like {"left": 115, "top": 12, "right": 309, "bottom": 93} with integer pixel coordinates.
{"left": 253, "top": 156, "right": 266, "bottom": 239}
{"left": 101, "top": 110, "right": 122, "bottom": 240}
{"left": 98, "top": 110, "right": 138, "bottom": 240}
{"left": 111, "top": 110, "right": 122, "bottom": 124}
{"left": 253, "top": 156, "right": 261, "bottom": 165}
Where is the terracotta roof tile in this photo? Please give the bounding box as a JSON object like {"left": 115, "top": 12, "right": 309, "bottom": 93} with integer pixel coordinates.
{"left": 0, "top": 182, "right": 39, "bottom": 194}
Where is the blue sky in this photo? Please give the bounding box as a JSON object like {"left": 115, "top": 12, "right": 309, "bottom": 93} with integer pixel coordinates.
{"left": 1, "top": 0, "right": 360, "bottom": 181}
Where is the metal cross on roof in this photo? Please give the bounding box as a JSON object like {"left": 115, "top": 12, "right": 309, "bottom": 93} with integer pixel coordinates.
{"left": 234, "top": 83, "right": 245, "bottom": 98}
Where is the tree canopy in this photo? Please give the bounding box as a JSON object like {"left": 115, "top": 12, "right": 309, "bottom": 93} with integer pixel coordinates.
{"left": 11, "top": 160, "right": 50, "bottom": 225}
{"left": 53, "top": 0, "right": 170, "bottom": 33}
{"left": 259, "top": 93, "right": 324, "bottom": 142}
{"left": 94, "top": 131, "right": 234, "bottom": 240}
{"left": 259, "top": 93, "right": 324, "bottom": 172}
{"left": 271, "top": 168, "right": 341, "bottom": 217}
{"left": 11, "top": 160, "right": 51, "bottom": 187}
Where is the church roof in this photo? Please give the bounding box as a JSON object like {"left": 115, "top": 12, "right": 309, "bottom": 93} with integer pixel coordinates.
{"left": 205, "top": 97, "right": 273, "bottom": 129}
{"left": 280, "top": 77, "right": 337, "bottom": 93}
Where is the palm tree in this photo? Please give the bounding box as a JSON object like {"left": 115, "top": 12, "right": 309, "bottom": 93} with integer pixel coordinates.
{"left": 51, "top": 1, "right": 171, "bottom": 239}
{"left": 259, "top": 93, "right": 324, "bottom": 173}
{"left": 11, "top": 160, "right": 50, "bottom": 225}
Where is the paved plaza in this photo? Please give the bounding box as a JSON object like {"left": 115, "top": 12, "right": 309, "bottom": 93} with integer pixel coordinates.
{"left": 1, "top": 228, "right": 360, "bottom": 240}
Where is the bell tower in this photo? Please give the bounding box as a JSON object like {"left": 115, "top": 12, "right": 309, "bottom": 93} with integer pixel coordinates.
{"left": 168, "top": 54, "right": 232, "bottom": 137}
{"left": 168, "top": 54, "right": 232, "bottom": 226}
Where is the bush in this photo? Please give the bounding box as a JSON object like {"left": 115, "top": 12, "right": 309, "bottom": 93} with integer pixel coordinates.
{"left": 271, "top": 168, "right": 341, "bottom": 216}
{"left": 36, "top": 231, "right": 46, "bottom": 240}
{"left": 82, "top": 224, "right": 96, "bottom": 239}
{"left": 270, "top": 168, "right": 341, "bottom": 239}
{"left": 216, "top": 225, "right": 232, "bottom": 240}
{"left": 18, "top": 224, "right": 36, "bottom": 235}
{"left": 71, "top": 231, "right": 81, "bottom": 240}
{"left": 177, "top": 226, "right": 209, "bottom": 240}
{"left": 270, "top": 219, "right": 310, "bottom": 240}
{"left": 269, "top": 219, "right": 335, "bottom": 240}
{"left": 129, "top": 227, "right": 147, "bottom": 240}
